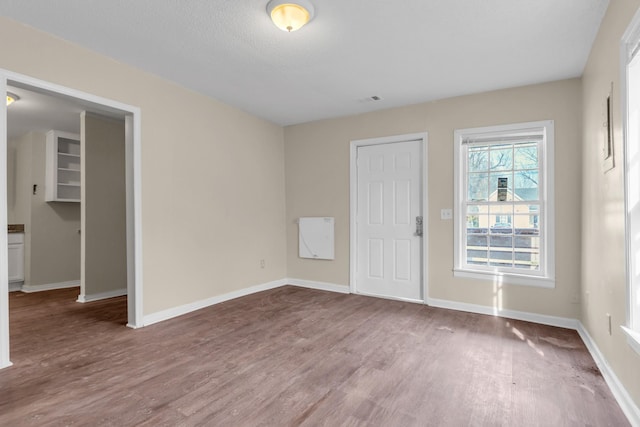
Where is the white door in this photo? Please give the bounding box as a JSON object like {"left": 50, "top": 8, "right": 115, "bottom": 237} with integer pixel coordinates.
{"left": 355, "top": 140, "right": 423, "bottom": 301}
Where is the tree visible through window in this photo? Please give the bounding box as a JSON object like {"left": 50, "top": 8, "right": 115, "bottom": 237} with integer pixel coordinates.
{"left": 454, "top": 121, "right": 555, "bottom": 287}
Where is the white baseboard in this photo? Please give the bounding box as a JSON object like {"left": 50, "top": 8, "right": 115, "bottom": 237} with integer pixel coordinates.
{"left": 426, "top": 297, "right": 579, "bottom": 330}
{"left": 143, "top": 279, "right": 287, "bottom": 326}
{"left": 143, "top": 278, "right": 349, "bottom": 327}
{"left": 21, "top": 280, "right": 80, "bottom": 293}
{"left": 426, "top": 296, "right": 639, "bottom": 426}
{"left": 77, "top": 288, "right": 127, "bottom": 303}
{"left": 576, "top": 322, "right": 640, "bottom": 427}
{"left": 8, "top": 282, "right": 22, "bottom": 292}
{"left": 286, "top": 278, "right": 350, "bottom": 294}
{"left": 352, "top": 290, "right": 424, "bottom": 304}
{"left": 138, "top": 279, "right": 638, "bottom": 426}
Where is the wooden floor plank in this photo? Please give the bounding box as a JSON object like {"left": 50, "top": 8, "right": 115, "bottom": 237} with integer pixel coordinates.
{"left": 0, "top": 286, "right": 630, "bottom": 426}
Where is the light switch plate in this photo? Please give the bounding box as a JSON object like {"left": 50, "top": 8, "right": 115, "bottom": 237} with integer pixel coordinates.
{"left": 441, "top": 209, "right": 453, "bottom": 220}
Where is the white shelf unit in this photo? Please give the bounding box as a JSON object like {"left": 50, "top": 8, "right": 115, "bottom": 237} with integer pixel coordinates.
{"left": 45, "top": 130, "right": 81, "bottom": 202}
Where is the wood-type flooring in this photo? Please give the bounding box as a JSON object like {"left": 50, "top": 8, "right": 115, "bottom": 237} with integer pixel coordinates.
{"left": 0, "top": 286, "right": 630, "bottom": 426}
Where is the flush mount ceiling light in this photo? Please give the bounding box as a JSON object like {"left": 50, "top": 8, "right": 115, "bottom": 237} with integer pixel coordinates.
{"left": 6, "top": 92, "right": 19, "bottom": 106}
{"left": 267, "top": 0, "right": 315, "bottom": 32}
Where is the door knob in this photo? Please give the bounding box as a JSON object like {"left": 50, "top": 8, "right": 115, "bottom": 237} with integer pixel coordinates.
{"left": 416, "top": 216, "right": 423, "bottom": 237}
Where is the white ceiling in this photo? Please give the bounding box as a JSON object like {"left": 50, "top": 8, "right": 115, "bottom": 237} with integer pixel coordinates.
{"left": 6, "top": 85, "right": 83, "bottom": 140}
{"left": 6, "top": 83, "right": 127, "bottom": 140}
{"left": 0, "top": 0, "right": 609, "bottom": 126}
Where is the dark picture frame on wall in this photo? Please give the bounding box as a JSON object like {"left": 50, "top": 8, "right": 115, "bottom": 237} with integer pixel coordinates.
{"left": 603, "top": 82, "right": 615, "bottom": 173}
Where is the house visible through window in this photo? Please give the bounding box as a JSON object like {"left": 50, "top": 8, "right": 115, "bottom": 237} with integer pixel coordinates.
{"left": 454, "top": 121, "right": 555, "bottom": 288}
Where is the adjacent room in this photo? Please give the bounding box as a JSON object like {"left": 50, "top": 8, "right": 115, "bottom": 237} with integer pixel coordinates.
{"left": 0, "top": 0, "right": 639, "bottom": 425}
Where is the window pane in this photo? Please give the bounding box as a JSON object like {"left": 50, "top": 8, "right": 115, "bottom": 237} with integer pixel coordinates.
{"left": 513, "top": 213, "right": 540, "bottom": 235}
{"left": 466, "top": 205, "right": 488, "bottom": 233}
{"left": 489, "top": 173, "right": 513, "bottom": 201}
{"left": 514, "top": 144, "right": 538, "bottom": 169}
{"left": 490, "top": 235, "right": 512, "bottom": 248}
{"left": 468, "top": 147, "right": 488, "bottom": 172}
{"left": 490, "top": 145, "right": 512, "bottom": 171}
{"left": 490, "top": 205, "right": 513, "bottom": 232}
{"left": 514, "top": 171, "right": 539, "bottom": 200}
{"left": 515, "top": 235, "right": 540, "bottom": 250}
{"left": 514, "top": 236, "right": 540, "bottom": 270}
{"left": 468, "top": 173, "right": 488, "bottom": 201}
{"left": 466, "top": 214, "right": 480, "bottom": 230}
{"left": 489, "top": 236, "right": 513, "bottom": 266}
{"left": 489, "top": 250, "right": 513, "bottom": 267}
{"left": 467, "top": 235, "right": 487, "bottom": 265}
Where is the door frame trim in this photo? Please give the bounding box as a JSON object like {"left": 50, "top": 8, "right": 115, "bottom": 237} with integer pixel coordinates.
{"left": 0, "top": 69, "right": 144, "bottom": 369}
{"left": 349, "top": 132, "right": 429, "bottom": 302}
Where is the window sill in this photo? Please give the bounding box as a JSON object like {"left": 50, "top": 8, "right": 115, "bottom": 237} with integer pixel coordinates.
{"left": 453, "top": 268, "right": 555, "bottom": 288}
{"left": 621, "top": 326, "right": 640, "bottom": 356}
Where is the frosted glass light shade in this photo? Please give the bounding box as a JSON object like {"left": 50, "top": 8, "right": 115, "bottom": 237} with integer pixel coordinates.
{"left": 6, "top": 92, "right": 19, "bottom": 106}
{"left": 267, "top": 0, "right": 315, "bottom": 32}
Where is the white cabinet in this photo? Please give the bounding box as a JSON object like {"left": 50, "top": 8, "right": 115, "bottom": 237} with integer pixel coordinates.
{"left": 8, "top": 233, "right": 24, "bottom": 284}
{"left": 45, "top": 130, "right": 81, "bottom": 202}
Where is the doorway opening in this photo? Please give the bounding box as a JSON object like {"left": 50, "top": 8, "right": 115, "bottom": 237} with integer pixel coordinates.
{"left": 0, "top": 70, "right": 143, "bottom": 368}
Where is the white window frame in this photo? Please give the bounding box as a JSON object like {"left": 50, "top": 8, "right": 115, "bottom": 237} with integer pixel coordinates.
{"left": 453, "top": 120, "right": 555, "bottom": 288}
{"left": 621, "top": 9, "right": 640, "bottom": 355}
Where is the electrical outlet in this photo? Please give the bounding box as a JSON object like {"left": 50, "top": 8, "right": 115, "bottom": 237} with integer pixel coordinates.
{"left": 260, "top": 259, "right": 265, "bottom": 269}
{"left": 441, "top": 209, "right": 453, "bottom": 220}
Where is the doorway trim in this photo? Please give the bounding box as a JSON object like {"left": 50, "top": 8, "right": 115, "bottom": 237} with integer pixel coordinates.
{"left": 349, "top": 132, "right": 429, "bottom": 303}
{"left": 0, "top": 69, "right": 144, "bottom": 369}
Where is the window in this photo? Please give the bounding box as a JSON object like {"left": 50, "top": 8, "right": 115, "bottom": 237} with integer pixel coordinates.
{"left": 622, "top": 13, "right": 640, "bottom": 354}
{"left": 454, "top": 121, "right": 555, "bottom": 288}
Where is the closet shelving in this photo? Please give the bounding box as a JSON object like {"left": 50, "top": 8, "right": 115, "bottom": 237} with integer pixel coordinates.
{"left": 45, "top": 130, "right": 81, "bottom": 202}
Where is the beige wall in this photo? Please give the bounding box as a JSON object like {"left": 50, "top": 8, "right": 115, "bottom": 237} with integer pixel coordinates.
{"left": 7, "top": 134, "right": 31, "bottom": 227}
{"left": 6, "top": 131, "right": 81, "bottom": 288}
{"left": 0, "top": 16, "right": 287, "bottom": 315}
{"left": 29, "top": 131, "right": 81, "bottom": 287}
{"left": 81, "top": 113, "right": 126, "bottom": 297}
{"left": 581, "top": 0, "right": 640, "bottom": 407}
{"left": 7, "top": 133, "right": 32, "bottom": 286}
{"left": 285, "top": 78, "right": 583, "bottom": 318}
{"left": 7, "top": 137, "right": 19, "bottom": 224}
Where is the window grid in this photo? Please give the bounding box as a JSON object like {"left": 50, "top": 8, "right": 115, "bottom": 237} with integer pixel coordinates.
{"left": 455, "top": 122, "right": 552, "bottom": 284}
{"left": 463, "top": 142, "right": 542, "bottom": 273}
